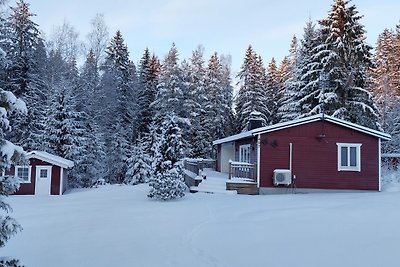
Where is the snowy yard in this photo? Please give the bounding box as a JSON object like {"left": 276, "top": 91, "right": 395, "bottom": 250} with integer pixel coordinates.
{"left": 2, "top": 183, "right": 400, "bottom": 267}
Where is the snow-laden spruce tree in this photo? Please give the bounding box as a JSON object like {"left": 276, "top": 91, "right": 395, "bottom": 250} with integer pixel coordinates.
{"left": 370, "top": 27, "right": 400, "bottom": 153}
{"left": 235, "top": 46, "right": 270, "bottom": 131}
{"left": 277, "top": 35, "right": 301, "bottom": 122}
{"left": 279, "top": 20, "right": 318, "bottom": 122}
{"left": 264, "top": 58, "right": 281, "bottom": 124}
{"left": 152, "top": 44, "right": 185, "bottom": 124}
{"left": 0, "top": 81, "right": 26, "bottom": 266}
{"left": 97, "top": 30, "right": 138, "bottom": 183}
{"left": 136, "top": 48, "right": 159, "bottom": 139}
{"left": 184, "top": 46, "right": 211, "bottom": 158}
{"left": 125, "top": 142, "right": 152, "bottom": 185}
{"left": 204, "top": 52, "right": 233, "bottom": 140}
{"left": 148, "top": 112, "right": 187, "bottom": 201}
{"left": 45, "top": 75, "right": 87, "bottom": 187}
{"left": 5, "top": 0, "right": 47, "bottom": 151}
{"left": 304, "top": 0, "right": 379, "bottom": 129}
{"left": 151, "top": 44, "right": 192, "bottom": 156}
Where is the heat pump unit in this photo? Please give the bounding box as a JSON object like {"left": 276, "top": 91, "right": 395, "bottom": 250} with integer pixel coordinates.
{"left": 273, "top": 169, "right": 292, "bottom": 186}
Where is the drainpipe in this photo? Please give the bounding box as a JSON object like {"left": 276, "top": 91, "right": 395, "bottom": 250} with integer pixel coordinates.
{"left": 378, "top": 138, "right": 381, "bottom": 192}
{"left": 257, "top": 134, "right": 261, "bottom": 188}
{"left": 289, "top": 143, "right": 293, "bottom": 177}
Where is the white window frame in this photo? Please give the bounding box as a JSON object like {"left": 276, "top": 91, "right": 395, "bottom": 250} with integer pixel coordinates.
{"left": 336, "top": 143, "right": 362, "bottom": 172}
{"left": 239, "top": 144, "right": 251, "bottom": 163}
{"left": 15, "top": 165, "right": 32, "bottom": 183}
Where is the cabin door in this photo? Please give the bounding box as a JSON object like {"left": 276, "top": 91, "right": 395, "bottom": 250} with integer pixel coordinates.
{"left": 35, "top": 166, "right": 52, "bottom": 195}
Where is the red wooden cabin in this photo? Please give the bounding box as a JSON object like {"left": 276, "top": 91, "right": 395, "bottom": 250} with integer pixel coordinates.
{"left": 6, "top": 151, "right": 74, "bottom": 195}
{"left": 214, "top": 114, "right": 391, "bottom": 193}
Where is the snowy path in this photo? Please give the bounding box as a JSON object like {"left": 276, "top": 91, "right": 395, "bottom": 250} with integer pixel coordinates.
{"left": 2, "top": 184, "right": 400, "bottom": 267}
{"left": 190, "top": 169, "right": 236, "bottom": 195}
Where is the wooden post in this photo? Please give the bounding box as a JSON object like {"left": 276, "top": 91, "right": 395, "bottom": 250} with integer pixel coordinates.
{"left": 229, "top": 161, "right": 232, "bottom": 179}
{"left": 253, "top": 163, "right": 257, "bottom": 182}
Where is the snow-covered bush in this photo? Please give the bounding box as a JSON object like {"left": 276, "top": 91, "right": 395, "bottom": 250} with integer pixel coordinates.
{"left": 0, "top": 258, "right": 24, "bottom": 267}
{"left": 125, "top": 144, "right": 151, "bottom": 185}
{"left": 381, "top": 163, "right": 400, "bottom": 192}
{"left": 0, "top": 176, "right": 22, "bottom": 248}
{"left": 148, "top": 113, "right": 187, "bottom": 200}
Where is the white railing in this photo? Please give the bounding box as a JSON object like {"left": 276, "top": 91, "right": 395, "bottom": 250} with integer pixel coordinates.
{"left": 228, "top": 161, "right": 257, "bottom": 182}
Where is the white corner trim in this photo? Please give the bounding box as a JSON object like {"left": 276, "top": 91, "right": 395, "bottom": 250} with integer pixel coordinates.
{"left": 59, "top": 167, "right": 63, "bottom": 195}
{"left": 378, "top": 138, "right": 382, "bottom": 192}
{"left": 336, "top": 143, "right": 362, "bottom": 172}
{"left": 257, "top": 134, "right": 261, "bottom": 188}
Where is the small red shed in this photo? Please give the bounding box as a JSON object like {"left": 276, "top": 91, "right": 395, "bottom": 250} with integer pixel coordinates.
{"left": 214, "top": 114, "right": 391, "bottom": 193}
{"left": 7, "top": 151, "right": 74, "bottom": 195}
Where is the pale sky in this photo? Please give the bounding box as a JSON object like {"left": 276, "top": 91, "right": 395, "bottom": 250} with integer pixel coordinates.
{"left": 26, "top": 0, "right": 400, "bottom": 74}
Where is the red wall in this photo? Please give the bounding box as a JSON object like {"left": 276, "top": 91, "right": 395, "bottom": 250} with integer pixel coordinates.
{"left": 259, "top": 121, "right": 379, "bottom": 190}
{"left": 10, "top": 158, "right": 62, "bottom": 195}
{"left": 6, "top": 165, "right": 35, "bottom": 195}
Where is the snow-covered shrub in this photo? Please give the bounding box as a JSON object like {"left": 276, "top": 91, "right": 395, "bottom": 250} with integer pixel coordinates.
{"left": 0, "top": 176, "right": 23, "bottom": 249}
{"left": 381, "top": 163, "right": 400, "bottom": 192}
{"left": 125, "top": 144, "right": 152, "bottom": 185}
{"left": 148, "top": 113, "right": 187, "bottom": 200}
{"left": 91, "top": 178, "right": 107, "bottom": 188}
{"left": 0, "top": 257, "right": 24, "bottom": 267}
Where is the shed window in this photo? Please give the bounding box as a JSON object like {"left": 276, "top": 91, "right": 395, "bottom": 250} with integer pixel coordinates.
{"left": 16, "top": 166, "right": 30, "bottom": 183}
{"left": 239, "top": 144, "right": 251, "bottom": 163}
{"left": 337, "top": 143, "right": 361, "bottom": 172}
{"left": 40, "top": 169, "right": 48, "bottom": 178}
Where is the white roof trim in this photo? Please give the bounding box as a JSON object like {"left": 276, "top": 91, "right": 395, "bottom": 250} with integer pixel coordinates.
{"left": 213, "top": 114, "right": 391, "bottom": 145}
{"left": 27, "top": 151, "right": 74, "bottom": 169}
{"left": 212, "top": 131, "right": 253, "bottom": 145}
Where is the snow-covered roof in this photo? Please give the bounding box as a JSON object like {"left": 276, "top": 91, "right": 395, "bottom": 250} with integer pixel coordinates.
{"left": 27, "top": 151, "right": 74, "bottom": 169}
{"left": 213, "top": 114, "right": 391, "bottom": 145}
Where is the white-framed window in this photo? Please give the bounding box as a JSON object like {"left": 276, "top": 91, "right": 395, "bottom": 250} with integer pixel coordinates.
{"left": 336, "top": 143, "right": 362, "bottom": 172}
{"left": 16, "top": 166, "right": 31, "bottom": 183}
{"left": 239, "top": 144, "right": 251, "bottom": 163}
{"left": 39, "top": 169, "right": 48, "bottom": 179}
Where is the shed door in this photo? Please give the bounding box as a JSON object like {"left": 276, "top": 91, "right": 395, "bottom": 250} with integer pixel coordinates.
{"left": 35, "top": 166, "right": 52, "bottom": 195}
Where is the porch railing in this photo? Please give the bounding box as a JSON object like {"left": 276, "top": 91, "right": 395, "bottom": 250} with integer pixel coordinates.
{"left": 228, "top": 161, "right": 257, "bottom": 182}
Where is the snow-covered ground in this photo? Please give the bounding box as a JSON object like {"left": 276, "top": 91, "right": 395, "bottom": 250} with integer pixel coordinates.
{"left": 2, "top": 175, "right": 400, "bottom": 267}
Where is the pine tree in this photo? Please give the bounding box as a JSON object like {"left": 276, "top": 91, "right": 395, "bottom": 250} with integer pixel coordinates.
{"left": 6, "top": 0, "right": 46, "bottom": 151}
{"left": 204, "top": 52, "right": 233, "bottom": 141}
{"left": 97, "top": 30, "right": 138, "bottom": 183}
{"left": 277, "top": 36, "right": 299, "bottom": 122}
{"left": 265, "top": 58, "right": 280, "bottom": 124}
{"left": 185, "top": 46, "right": 210, "bottom": 158}
{"left": 220, "top": 54, "right": 235, "bottom": 136}
{"left": 305, "top": 0, "right": 379, "bottom": 129}
{"left": 235, "top": 46, "right": 269, "bottom": 131}
{"left": 152, "top": 43, "right": 185, "bottom": 124}
{"left": 79, "top": 49, "right": 99, "bottom": 115}
{"left": 370, "top": 27, "right": 400, "bottom": 153}
{"left": 77, "top": 49, "right": 105, "bottom": 186}
{"left": 148, "top": 112, "right": 187, "bottom": 200}
{"left": 279, "top": 19, "right": 319, "bottom": 122}
{"left": 137, "top": 48, "right": 159, "bottom": 139}
{"left": 151, "top": 44, "right": 190, "bottom": 157}
{"left": 46, "top": 78, "right": 86, "bottom": 187}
